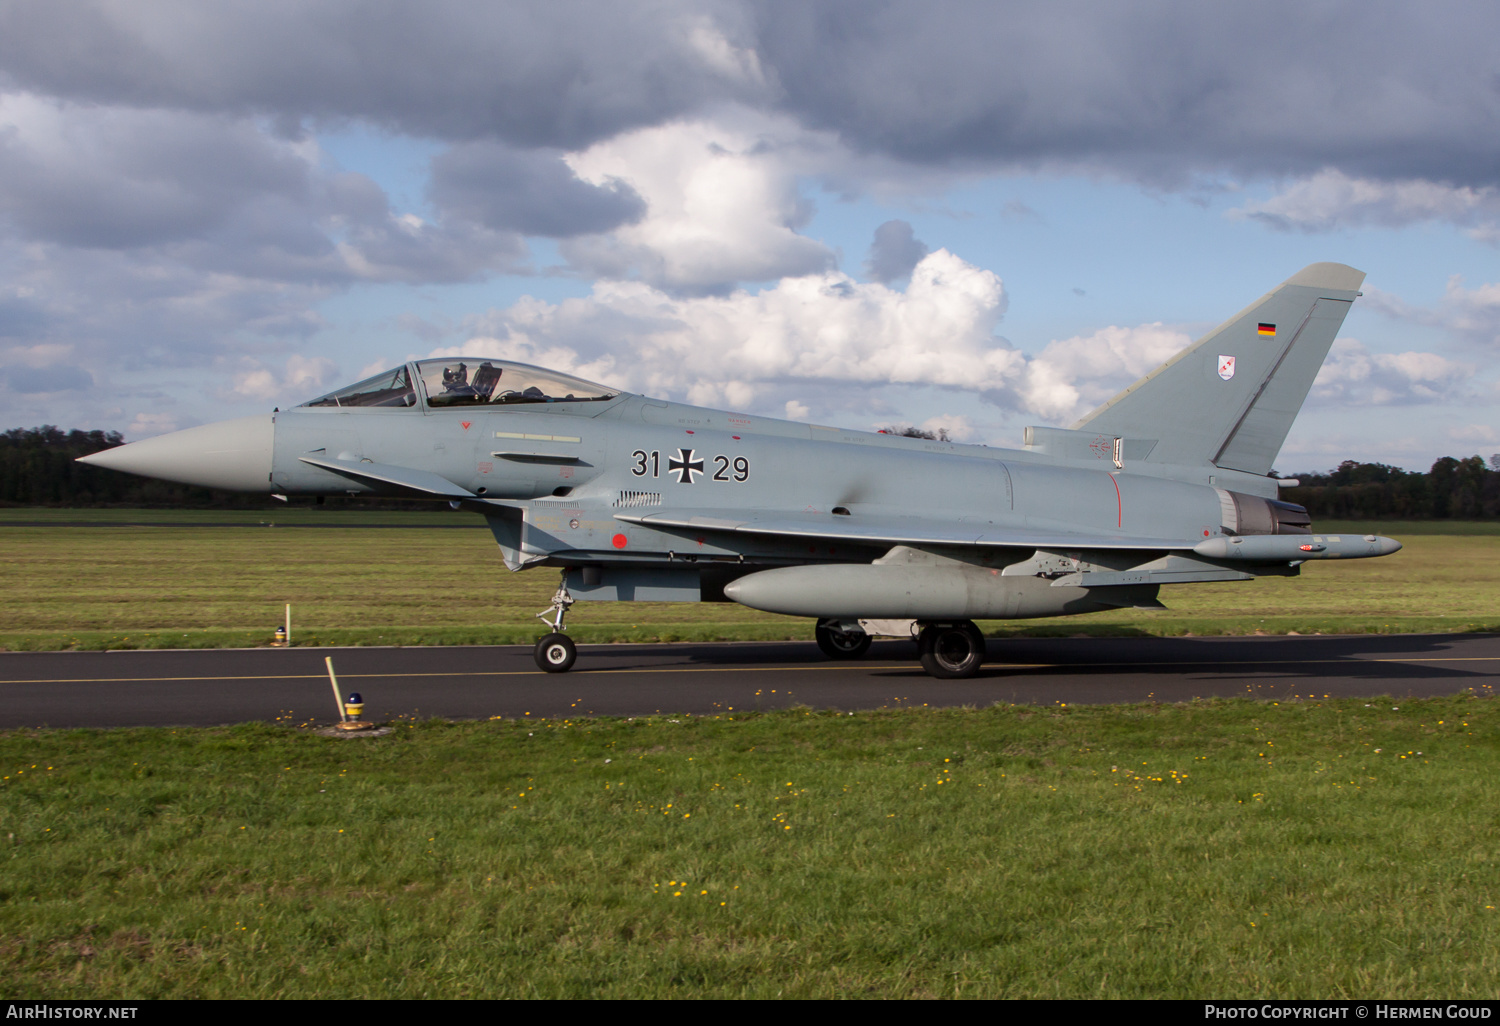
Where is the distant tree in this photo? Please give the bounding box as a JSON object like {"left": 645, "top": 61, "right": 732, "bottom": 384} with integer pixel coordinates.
{"left": 1282, "top": 455, "right": 1498, "bottom": 520}
{"left": 0, "top": 426, "right": 270, "bottom": 508}
{"left": 880, "top": 425, "right": 950, "bottom": 441}
{"left": 1452, "top": 455, "right": 1490, "bottom": 518}
{"left": 0, "top": 425, "right": 443, "bottom": 509}
{"left": 1429, "top": 457, "right": 1460, "bottom": 518}
{"left": 1, "top": 427, "right": 126, "bottom": 505}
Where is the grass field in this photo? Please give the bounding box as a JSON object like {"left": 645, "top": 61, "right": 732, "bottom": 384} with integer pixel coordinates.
{"left": 3, "top": 696, "right": 1498, "bottom": 998}
{"left": 0, "top": 509, "right": 1495, "bottom": 650}
{"left": 4, "top": 511, "right": 1498, "bottom": 998}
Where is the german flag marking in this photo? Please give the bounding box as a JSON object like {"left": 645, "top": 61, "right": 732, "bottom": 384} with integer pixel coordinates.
{"left": 1257, "top": 322, "right": 1276, "bottom": 336}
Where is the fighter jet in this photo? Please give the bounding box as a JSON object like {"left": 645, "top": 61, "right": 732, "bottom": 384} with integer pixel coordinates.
{"left": 79, "top": 262, "right": 1399, "bottom": 678}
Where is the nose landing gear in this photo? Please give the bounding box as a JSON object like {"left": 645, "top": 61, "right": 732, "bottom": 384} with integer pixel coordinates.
{"left": 534, "top": 576, "right": 577, "bottom": 673}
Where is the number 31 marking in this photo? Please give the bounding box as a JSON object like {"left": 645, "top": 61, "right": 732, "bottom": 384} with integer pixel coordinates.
{"left": 630, "top": 450, "right": 660, "bottom": 477}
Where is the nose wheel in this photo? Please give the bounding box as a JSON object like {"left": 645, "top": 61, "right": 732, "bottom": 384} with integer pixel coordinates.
{"left": 534, "top": 632, "right": 577, "bottom": 673}
{"left": 534, "top": 574, "right": 579, "bottom": 673}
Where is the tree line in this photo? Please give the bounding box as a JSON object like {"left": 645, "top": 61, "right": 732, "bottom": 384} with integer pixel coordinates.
{"left": 2, "top": 424, "right": 1497, "bottom": 518}
{"left": 0, "top": 427, "right": 278, "bottom": 507}
{"left": 1281, "top": 456, "right": 1500, "bottom": 520}
{"left": 0, "top": 426, "right": 425, "bottom": 509}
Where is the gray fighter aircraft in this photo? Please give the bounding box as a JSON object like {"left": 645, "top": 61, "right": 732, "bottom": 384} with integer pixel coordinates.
{"left": 80, "top": 262, "right": 1400, "bottom": 678}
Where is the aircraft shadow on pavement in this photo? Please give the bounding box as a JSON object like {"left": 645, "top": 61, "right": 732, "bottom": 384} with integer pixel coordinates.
{"left": 582, "top": 633, "right": 1488, "bottom": 690}
{"left": 975, "top": 632, "right": 1497, "bottom": 688}
{"left": 644, "top": 634, "right": 1498, "bottom": 688}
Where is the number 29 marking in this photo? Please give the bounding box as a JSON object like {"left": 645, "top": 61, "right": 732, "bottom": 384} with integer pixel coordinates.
{"left": 713, "top": 455, "right": 750, "bottom": 482}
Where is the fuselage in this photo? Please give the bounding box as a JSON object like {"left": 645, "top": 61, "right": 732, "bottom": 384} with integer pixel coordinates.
{"left": 267, "top": 380, "right": 1241, "bottom": 563}
{"left": 83, "top": 357, "right": 1302, "bottom": 574}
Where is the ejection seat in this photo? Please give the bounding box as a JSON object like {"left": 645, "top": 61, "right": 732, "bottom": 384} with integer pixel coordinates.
{"left": 470, "top": 362, "right": 502, "bottom": 400}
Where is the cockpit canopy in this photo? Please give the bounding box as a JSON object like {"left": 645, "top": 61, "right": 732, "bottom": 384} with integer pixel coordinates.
{"left": 300, "top": 359, "right": 621, "bottom": 409}
{"left": 415, "top": 359, "right": 620, "bottom": 407}
{"left": 300, "top": 365, "right": 417, "bottom": 408}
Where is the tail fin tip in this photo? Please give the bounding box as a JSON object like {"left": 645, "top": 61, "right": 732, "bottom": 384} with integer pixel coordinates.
{"left": 1285, "top": 262, "right": 1365, "bottom": 293}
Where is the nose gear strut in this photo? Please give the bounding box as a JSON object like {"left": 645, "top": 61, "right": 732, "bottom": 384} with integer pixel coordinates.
{"left": 536, "top": 575, "right": 574, "bottom": 634}
{"left": 533, "top": 574, "right": 578, "bottom": 672}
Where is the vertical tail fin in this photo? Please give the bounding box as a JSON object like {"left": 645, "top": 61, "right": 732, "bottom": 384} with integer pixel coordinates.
{"left": 1072, "top": 263, "right": 1364, "bottom": 475}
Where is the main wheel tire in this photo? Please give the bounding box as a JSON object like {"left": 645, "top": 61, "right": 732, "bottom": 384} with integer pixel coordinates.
{"left": 815, "top": 619, "right": 872, "bottom": 660}
{"left": 534, "top": 632, "right": 577, "bottom": 673}
{"left": 918, "top": 622, "right": 986, "bottom": 679}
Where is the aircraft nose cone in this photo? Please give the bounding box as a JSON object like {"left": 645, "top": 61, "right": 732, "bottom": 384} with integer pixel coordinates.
{"left": 76, "top": 414, "right": 274, "bottom": 493}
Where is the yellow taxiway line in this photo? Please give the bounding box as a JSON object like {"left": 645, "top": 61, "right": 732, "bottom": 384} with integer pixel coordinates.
{"left": 3, "top": 655, "right": 1499, "bottom": 686}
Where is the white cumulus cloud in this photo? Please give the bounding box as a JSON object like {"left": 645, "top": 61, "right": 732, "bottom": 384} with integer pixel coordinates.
{"left": 1448, "top": 423, "right": 1499, "bottom": 446}
{"left": 1360, "top": 275, "right": 1500, "bottom": 348}
{"left": 1233, "top": 168, "right": 1500, "bottom": 241}
{"left": 435, "top": 248, "right": 1267, "bottom": 432}
{"left": 913, "top": 414, "right": 975, "bottom": 441}
{"left": 560, "top": 111, "right": 838, "bottom": 293}
{"left": 1310, "top": 338, "right": 1472, "bottom": 406}
{"left": 1023, "top": 323, "right": 1191, "bottom": 423}
{"left": 1435, "top": 276, "right": 1500, "bottom": 344}
{"left": 228, "top": 354, "right": 336, "bottom": 403}
{"left": 452, "top": 249, "right": 1021, "bottom": 413}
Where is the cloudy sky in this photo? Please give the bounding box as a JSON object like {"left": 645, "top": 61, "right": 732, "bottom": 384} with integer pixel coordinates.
{"left": 1, "top": 1, "right": 1497, "bottom": 472}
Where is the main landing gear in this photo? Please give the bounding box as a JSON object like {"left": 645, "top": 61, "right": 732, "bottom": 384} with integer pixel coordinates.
{"left": 917, "top": 621, "right": 987, "bottom": 679}
{"left": 812, "top": 617, "right": 988, "bottom": 679}
{"left": 815, "top": 619, "right": 873, "bottom": 660}
{"left": 534, "top": 576, "right": 577, "bottom": 673}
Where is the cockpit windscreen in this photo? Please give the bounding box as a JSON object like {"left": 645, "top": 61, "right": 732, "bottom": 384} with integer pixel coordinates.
{"left": 415, "top": 359, "right": 620, "bottom": 407}
{"left": 300, "top": 366, "right": 417, "bottom": 408}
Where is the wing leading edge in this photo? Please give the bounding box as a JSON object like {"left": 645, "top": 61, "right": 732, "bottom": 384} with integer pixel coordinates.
{"left": 615, "top": 508, "right": 1399, "bottom": 564}
{"left": 613, "top": 508, "right": 1195, "bottom": 552}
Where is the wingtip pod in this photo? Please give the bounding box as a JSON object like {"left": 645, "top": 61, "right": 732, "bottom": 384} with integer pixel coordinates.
{"left": 1284, "top": 262, "right": 1365, "bottom": 294}
{"left": 1194, "top": 533, "right": 1400, "bottom": 561}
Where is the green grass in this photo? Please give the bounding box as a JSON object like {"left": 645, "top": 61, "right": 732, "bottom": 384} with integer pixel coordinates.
{"left": 3, "top": 697, "right": 1498, "bottom": 998}
{"left": 1315, "top": 520, "right": 1500, "bottom": 536}
{"left": 0, "top": 507, "right": 464, "bottom": 526}
{"left": 0, "top": 511, "right": 1496, "bottom": 650}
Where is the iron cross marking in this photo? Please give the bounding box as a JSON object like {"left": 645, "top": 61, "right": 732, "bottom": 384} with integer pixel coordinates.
{"left": 668, "top": 447, "right": 704, "bottom": 484}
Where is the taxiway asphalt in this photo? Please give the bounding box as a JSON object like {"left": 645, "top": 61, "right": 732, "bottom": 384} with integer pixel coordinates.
{"left": 2, "top": 633, "right": 1498, "bottom": 728}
